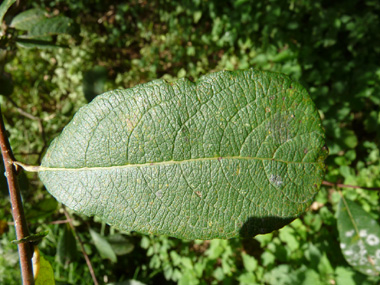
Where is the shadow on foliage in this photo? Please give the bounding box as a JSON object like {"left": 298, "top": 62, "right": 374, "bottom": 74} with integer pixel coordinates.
{"left": 83, "top": 66, "right": 108, "bottom": 102}
{"left": 239, "top": 216, "right": 295, "bottom": 238}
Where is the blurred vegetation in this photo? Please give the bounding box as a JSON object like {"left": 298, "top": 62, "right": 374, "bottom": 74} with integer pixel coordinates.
{"left": 1, "top": 0, "right": 380, "bottom": 284}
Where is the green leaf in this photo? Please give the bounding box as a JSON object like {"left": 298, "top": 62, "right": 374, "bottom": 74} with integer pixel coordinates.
{"left": 12, "top": 231, "right": 49, "bottom": 244}
{"left": 263, "top": 264, "right": 292, "bottom": 284}
{"left": 10, "top": 8, "right": 46, "bottom": 31}
{"left": 89, "top": 229, "right": 117, "bottom": 262}
{"left": 57, "top": 224, "right": 78, "bottom": 264}
{"left": 15, "top": 37, "right": 66, "bottom": 49}
{"left": 0, "top": 0, "right": 16, "bottom": 24}
{"left": 335, "top": 267, "right": 356, "bottom": 285}
{"left": 39, "top": 69, "right": 327, "bottom": 239}
{"left": 26, "top": 197, "right": 58, "bottom": 221}
{"left": 302, "top": 269, "right": 322, "bottom": 285}
{"left": 337, "top": 197, "right": 380, "bottom": 276}
{"left": 193, "top": 11, "right": 202, "bottom": 24}
{"left": 35, "top": 255, "right": 55, "bottom": 285}
{"left": 29, "top": 16, "right": 77, "bottom": 37}
{"left": 0, "top": 72, "right": 13, "bottom": 97}
{"left": 279, "top": 225, "right": 299, "bottom": 252}
{"left": 107, "top": 233, "right": 134, "bottom": 255}
{"left": 241, "top": 252, "right": 258, "bottom": 271}
{"left": 339, "top": 129, "right": 358, "bottom": 149}
{"left": 238, "top": 272, "right": 257, "bottom": 284}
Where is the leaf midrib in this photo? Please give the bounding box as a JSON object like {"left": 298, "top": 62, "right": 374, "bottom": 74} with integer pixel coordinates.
{"left": 39, "top": 155, "right": 320, "bottom": 172}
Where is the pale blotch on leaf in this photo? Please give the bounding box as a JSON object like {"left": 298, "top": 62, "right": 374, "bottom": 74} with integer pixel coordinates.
{"left": 345, "top": 230, "right": 355, "bottom": 237}
{"left": 366, "top": 234, "right": 380, "bottom": 246}
{"left": 269, "top": 174, "right": 283, "bottom": 187}
{"left": 344, "top": 249, "right": 354, "bottom": 256}
{"left": 366, "top": 269, "right": 374, "bottom": 275}
{"left": 360, "top": 257, "right": 367, "bottom": 266}
{"left": 155, "top": 190, "right": 163, "bottom": 198}
{"left": 359, "top": 229, "right": 368, "bottom": 237}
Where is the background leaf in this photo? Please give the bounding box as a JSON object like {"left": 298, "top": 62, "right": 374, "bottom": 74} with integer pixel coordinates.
{"left": 29, "top": 16, "right": 77, "bottom": 37}
{"left": 15, "top": 37, "right": 64, "bottom": 49}
{"left": 89, "top": 229, "right": 117, "bottom": 263}
{"left": 0, "top": 0, "right": 16, "bottom": 24}
{"left": 10, "top": 8, "right": 46, "bottom": 31}
{"left": 35, "top": 255, "right": 55, "bottom": 285}
{"left": 57, "top": 223, "right": 78, "bottom": 265}
{"left": 26, "top": 197, "right": 58, "bottom": 221}
{"left": 39, "top": 69, "right": 327, "bottom": 239}
{"left": 337, "top": 197, "right": 380, "bottom": 276}
{"left": 107, "top": 234, "right": 134, "bottom": 256}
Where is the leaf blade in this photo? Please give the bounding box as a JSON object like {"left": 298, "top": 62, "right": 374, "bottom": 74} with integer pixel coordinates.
{"left": 29, "top": 16, "right": 77, "bottom": 36}
{"left": 0, "top": 0, "right": 16, "bottom": 25}
{"left": 337, "top": 196, "right": 380, "bottom": 276}
{"left": 10, "top": 8, "right": 46, "bottom": 31}
{"left": 89, "top": 229, "right": 117, "bottom": 263}
{"left": 39, "top": 69, "right": 327, "bottom": 239}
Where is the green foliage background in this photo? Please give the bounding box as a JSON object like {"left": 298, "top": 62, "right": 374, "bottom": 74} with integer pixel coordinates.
{"left": 1, "top": 0, "right": 380, "bottom": 284}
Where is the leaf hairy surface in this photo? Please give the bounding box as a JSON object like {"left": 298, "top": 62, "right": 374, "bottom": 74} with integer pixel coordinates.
{"left": 39, "top": 69, "right": 327, "bottom": 239}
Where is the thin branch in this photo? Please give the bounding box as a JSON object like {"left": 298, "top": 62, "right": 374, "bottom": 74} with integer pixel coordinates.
{"left": 322, "top": 180, "right": 380, "bottom": 191}
{"left": 62, "top": 207, "right": 99, "bottom": 285}
{"left": 49, "top": 219, "right": 72, "bottom": 225}
{"left": 6, "top": 97, "right": 40, "bottom": 121}
{"left": 8, "top": 219, "right": 72, "bottom": 226}
{"left": 0, "top": 106, "right": 34, "bottom": 285}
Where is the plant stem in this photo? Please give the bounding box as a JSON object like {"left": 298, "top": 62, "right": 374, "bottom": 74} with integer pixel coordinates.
{"left": 322, "top": 180, "right": 380, "bottom": 191}
{"left": 0, "top": 106, "right": 34, "bottom": 285}
{"left": 63, "top": 207, "right": 99, "bottom": 285}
